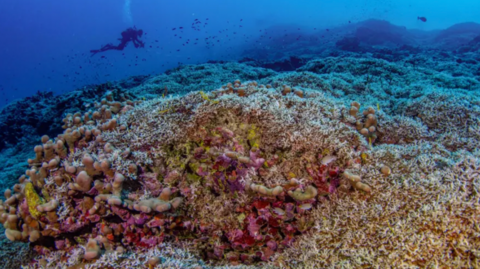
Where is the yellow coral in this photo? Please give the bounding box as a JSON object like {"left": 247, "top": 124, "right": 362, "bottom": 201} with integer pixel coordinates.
{"left": 360, "top": 152, "right": 369, "bottom": 164}
{"left": 25, "top": 182, "right": 44, "bottom": 219}
{"left": 247, "top": 125, "right": 260, "bottom": 149}
{"left": 237, "top": 213, "right": 246, "bottom": 224}
{"left": 199, "top": 91, "right": 219, "bottom": 104}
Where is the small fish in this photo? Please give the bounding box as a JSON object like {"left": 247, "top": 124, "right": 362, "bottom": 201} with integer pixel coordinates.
{"left": 417, "top": 16, "right": 427, "bottom": 22}
{"left": 321, "top": 155, "right": 337, "bottom": 165}
{"left": 298, "top": 203, "right": 312, "bottom": 210}
{"left": 273, "top": 208, "right": 285, "bottom": 215}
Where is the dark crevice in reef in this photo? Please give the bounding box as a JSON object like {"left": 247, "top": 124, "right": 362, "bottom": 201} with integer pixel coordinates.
{"left": 123, "top": 178, "right": 143, "bottom": 192}
{"left": 32, "top": 235, "right": 56, "bottom": 249}
{"left": 33, "top": 221, "right": 97, "bottom": 250}
{"left": 103, "top": 215, "right": 124, "bottom": 224}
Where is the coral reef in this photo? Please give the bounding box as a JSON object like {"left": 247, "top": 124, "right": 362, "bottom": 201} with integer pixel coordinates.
{"left": 1, "top": 79, "right": 373, "bottom": 268}
{"left": 0, "top": 49, "right": 479, "bottom": 268}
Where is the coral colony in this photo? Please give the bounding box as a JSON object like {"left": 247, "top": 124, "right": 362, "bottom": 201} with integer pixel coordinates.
{"left": 0, "top": 82, "right": 372, "bottom": 267}
{"left": 1, "top": 76, "right": 479, "bottom": 268}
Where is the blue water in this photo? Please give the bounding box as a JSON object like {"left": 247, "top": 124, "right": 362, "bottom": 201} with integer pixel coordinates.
{"left": 0, "top": 0, "right": 478, "bottom": 108}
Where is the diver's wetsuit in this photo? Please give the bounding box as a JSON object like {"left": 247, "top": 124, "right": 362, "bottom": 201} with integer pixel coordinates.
{"left": 91, "top": 27, "right": 144, "bottom": 56}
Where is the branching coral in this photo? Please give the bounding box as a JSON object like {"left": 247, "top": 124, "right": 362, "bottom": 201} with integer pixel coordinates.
{"left": 9, "top": 79, "right": 462, "bottom": 269}
{"left": 132, "top": 187, "right": 183, "bottom": 213}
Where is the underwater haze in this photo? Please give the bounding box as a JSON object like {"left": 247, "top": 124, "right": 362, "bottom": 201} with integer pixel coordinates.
{"left": 0, "top": 0, "right": 480, "bottom": 268}
{"left": 0, "top": 0, "right": 479, "bottom": 106}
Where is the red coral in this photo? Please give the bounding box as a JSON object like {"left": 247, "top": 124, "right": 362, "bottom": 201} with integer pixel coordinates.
{"left": 281, "top": 234, "right": 295, "bottom": 247}
{"left": 268, "top": 217, "right": 280, "bottom": 227}
{"left": 261, "top": 246, "right": 276, "bottom": 261}
{"left": 231, "top": 231, "right": 256, "bottom": 250}
{"left": 123, "top": 231, "right": 139, "bottom": 245}
{"left": 139, "top": 234, "right": 164, "bottom": 247}
{"left": 252, "top": 200, "right": 270, "bottom": 210}
{"left": 146, "top": 217, "right": 166, "bottom": 228}
{"left": 247, "top": 217, "right": 262, "bottom": 238}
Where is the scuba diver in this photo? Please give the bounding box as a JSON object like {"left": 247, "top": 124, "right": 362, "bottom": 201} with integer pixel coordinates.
{"left": 91, "top": 27, "right": 145, "bottom": 56}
